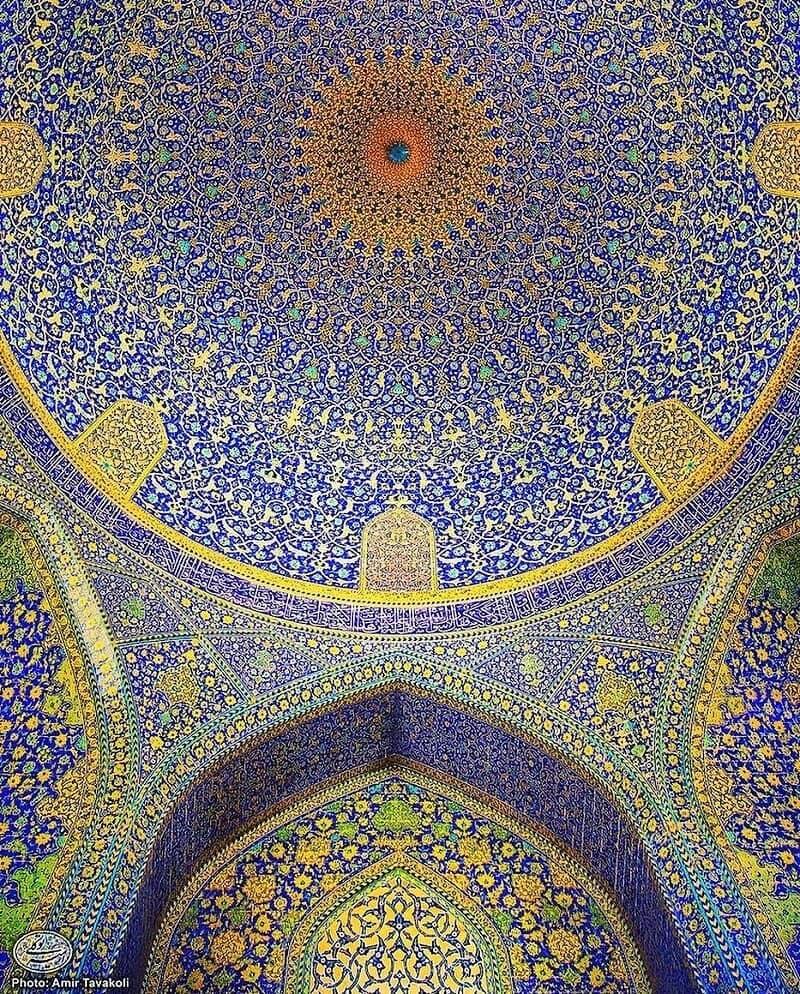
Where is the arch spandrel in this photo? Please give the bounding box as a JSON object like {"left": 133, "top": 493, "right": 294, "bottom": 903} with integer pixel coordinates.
{"left": 692, "top": 521, "right": 800, "bottom": 986}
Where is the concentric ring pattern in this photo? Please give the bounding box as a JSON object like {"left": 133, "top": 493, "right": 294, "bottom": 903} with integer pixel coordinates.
{"left": 0, "top": 0, "right": 796, "bottom": 587}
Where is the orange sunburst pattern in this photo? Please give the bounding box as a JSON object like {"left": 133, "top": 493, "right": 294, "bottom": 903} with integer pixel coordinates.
{"left": 299, "top": 52, "right": 500, "bottom": 251}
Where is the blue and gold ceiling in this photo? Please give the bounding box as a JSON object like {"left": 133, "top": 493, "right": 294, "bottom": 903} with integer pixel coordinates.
{"left": 0, "top": 0, "right": 799, "bottom": 992}
{"left": 1, "top": 0, "right": 797, "bottom": 594}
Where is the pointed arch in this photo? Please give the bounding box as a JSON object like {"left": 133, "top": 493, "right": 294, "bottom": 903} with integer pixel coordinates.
{"left": 285, "top": 853, "right": 515, "bottom": 994}
{"left": 119, "top": 688, "right": 696, "bottom": 994}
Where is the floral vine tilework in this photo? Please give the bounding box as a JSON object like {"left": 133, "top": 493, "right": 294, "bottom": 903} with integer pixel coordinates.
{"left": 606, "top": 577, "right": 700, "bottom": 647}
{"left": 122, "top": 640, "right": 245, "bottom": 778}
{"left": 285, "top": 858, "right": 514, "bottom": 994}
{"left": 0, "top": 365, "right": 798, "bottom": 624}
{"left": 0, "top": 519, "right": 96, "bottom": 987}
{"left": 0, "top": 0, "right": 797, "bottom": 586}
{"left": 85, "top": 567, "right": 193, "bottom": 643}
{"left": 205, "top": 636, "right": 327, "bottom": 698}
{"left": 554, "top": 643, "right": 672, "bottom": 775}
{"left": 699, "top": 528, "right": 800, "bottom": 984}
{"left": 675, "top": 502, "right": 800, "bottom": 994}
{"left": 0, "top": 484, "right": 134, "bottom": 984}
{"left": 514, "top": 636, "right": 592, "bottom": 691}
{"left": 145, "top": 770, "right": 649, "bottom": 994}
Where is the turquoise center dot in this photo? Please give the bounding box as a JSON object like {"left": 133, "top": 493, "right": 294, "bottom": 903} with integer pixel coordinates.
{"left": 387, "top": 141, "right": 411, "bottom": 165}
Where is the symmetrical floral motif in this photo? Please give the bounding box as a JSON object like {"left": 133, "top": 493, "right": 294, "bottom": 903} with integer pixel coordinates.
{"left": 300, "top": 54, "right": 499, "bottom": 251}
{"left": 155, "top": 662, "right": 200, "bottom": 709}
{"left": 122, "top": 640, "right": 241, "bottom": 778}
{"left": 0, "top": 0, "right": 799, "bottom": 990}
{"left": 0, "top": 122, "right": 46, "bottom": 198}
{"left": 630, "top": 400, "right": 722, "bottom": 496}
{"left": 287, "top": 860, "right": 510, "bottom": 994}
{"left": 751, "top": 123, "right": 800, "bottom": 197}
{"left": 74, "top": 400, "right": 167, "bottom": 496}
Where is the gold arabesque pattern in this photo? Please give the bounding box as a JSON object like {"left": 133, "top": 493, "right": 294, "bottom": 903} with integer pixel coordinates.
{"left": 0, "top": 122, "right": 47, "bottom": 199}
{"left": 360, "top": 507, "right": 438, "bottom": 592}
{"left": 751, "top": 122, "right": 800, "bottom": 198}
{"left": 286, "top": 857, "right": 511, "bottom": 994}
{"left": 74, "top": 399, "right": 168, "bottom": 497}
{"left": 630, "top": 400, "right": 722, "bottom": 497}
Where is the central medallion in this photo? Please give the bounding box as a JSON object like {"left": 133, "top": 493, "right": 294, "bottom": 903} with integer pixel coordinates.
{"left": 299, "top": 53, "right": 500, "bottom": 252}
{"left": 363, "top": 112, "right": 432, "bottom": 188}
{"left": 387, "top": 140, "right": 410, "bottom": 164}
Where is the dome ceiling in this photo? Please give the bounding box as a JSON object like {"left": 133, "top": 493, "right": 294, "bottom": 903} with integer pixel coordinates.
{"left": 0, "top": 0, "right": 796, "bottom": 592}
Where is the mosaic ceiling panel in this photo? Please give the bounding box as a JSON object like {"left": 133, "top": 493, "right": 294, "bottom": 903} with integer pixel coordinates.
{"left": 1, "top": 0, "right": 797, "bottom": 590}
{"left": 0, "top": 0, "right": 799, "bottom": 989}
